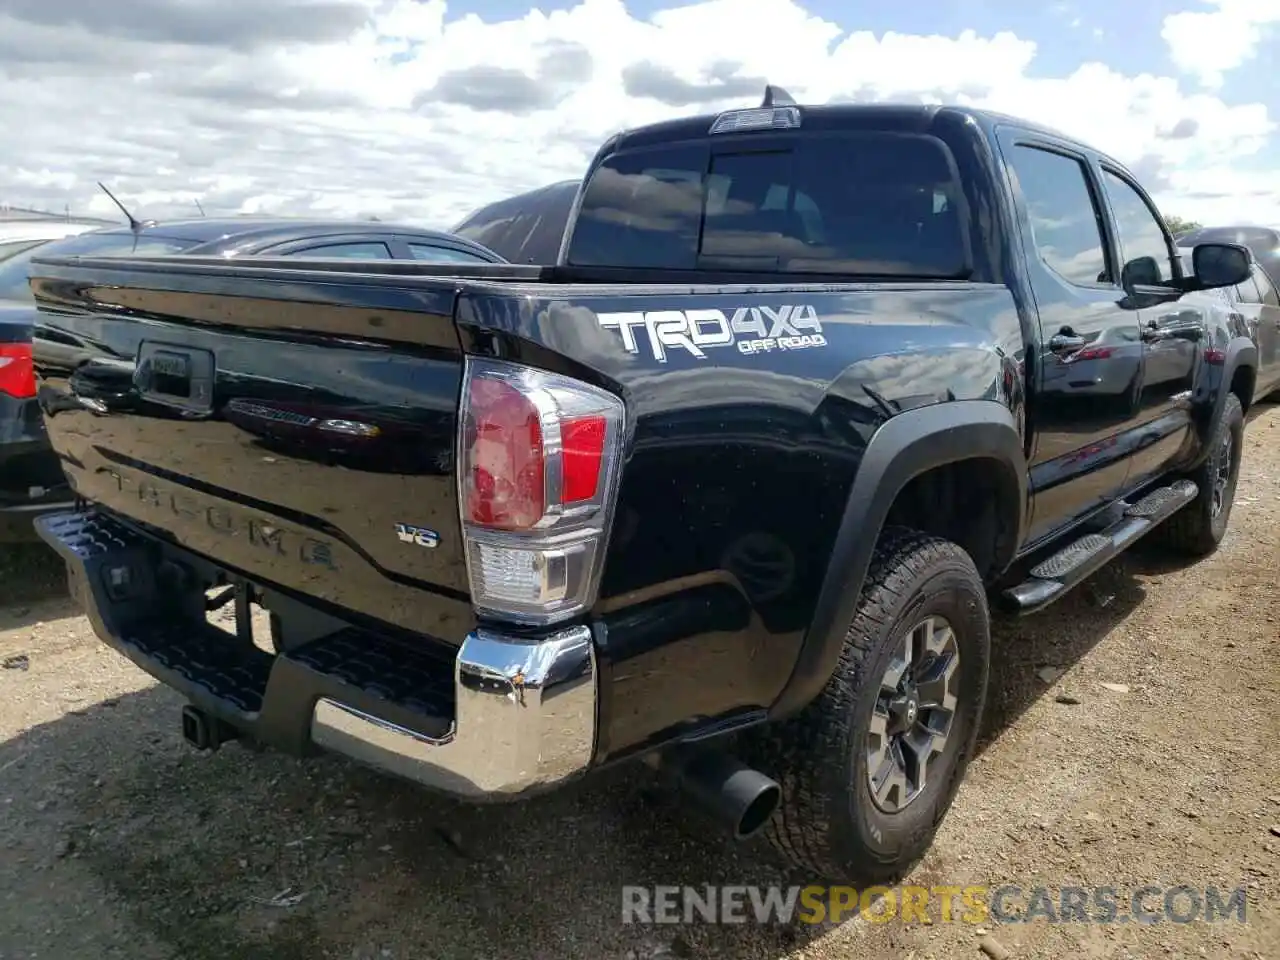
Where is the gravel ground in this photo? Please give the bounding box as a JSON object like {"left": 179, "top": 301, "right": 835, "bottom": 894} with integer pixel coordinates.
{"left": 2, "top": 408, "right": 1278, "bottom": 960}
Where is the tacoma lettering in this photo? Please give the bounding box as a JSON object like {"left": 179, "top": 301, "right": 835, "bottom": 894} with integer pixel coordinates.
{"left": 99, "top": 468, "right": 336, "bottom": 569}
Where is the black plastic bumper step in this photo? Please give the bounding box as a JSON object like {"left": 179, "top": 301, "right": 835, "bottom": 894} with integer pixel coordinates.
{"left": 288, "top": 628, "right": 456, "bottom": 720}
{"left": 35, "top": 508, "right": 458, "bottom": 753}
{"left": 126, "top": 620, "right": 272, "bottom": 714}
{"left": 1001, "top": 479, "right": 1199, "bottom": 614}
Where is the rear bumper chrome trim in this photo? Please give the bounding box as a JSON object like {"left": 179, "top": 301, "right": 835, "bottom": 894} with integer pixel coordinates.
{"left": 36, "top": 507, "right": 597, "bottom": 802}
{"left": 310, "top": 624, "right": 597, "bottom": 799}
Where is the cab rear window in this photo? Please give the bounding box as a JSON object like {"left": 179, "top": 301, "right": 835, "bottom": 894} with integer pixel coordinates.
{"left": 564, "top": 132, "right": 970, "bottom": 278}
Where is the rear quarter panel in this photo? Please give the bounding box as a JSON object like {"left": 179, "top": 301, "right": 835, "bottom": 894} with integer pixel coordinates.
{"left": 455, "top": 281, "right": 1025, "bottom": 759}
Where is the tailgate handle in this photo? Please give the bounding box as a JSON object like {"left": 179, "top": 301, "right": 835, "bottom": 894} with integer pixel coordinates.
{"left": 135, "top": 343, "right": 215, "bottom": 415}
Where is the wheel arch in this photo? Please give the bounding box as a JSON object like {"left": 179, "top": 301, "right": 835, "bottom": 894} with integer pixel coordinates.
{"left": 1222, "top": 337, "right": 1258, "bottom": 413}
{"left": 768, "top": 399, "right": 1027, "bottom": 720}
{"left": 1186, "top": 336, "right": 1257, "bottom": 471}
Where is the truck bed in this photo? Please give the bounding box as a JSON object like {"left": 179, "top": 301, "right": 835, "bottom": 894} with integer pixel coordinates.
{"left": 30, "top": 252, "right": 1020, "bottom": 663}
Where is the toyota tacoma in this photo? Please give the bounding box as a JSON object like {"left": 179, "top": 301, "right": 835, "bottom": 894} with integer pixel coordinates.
{"left": 27, "top": 90, "right": 1257, "bottom": 885}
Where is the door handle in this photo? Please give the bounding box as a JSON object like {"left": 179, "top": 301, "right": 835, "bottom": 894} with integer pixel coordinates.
{"left": 1048, "top": 333, "right": 1087, "bottom": 353}
{"left": 1142, "top": 322, "right": 1201, "bottom": 342}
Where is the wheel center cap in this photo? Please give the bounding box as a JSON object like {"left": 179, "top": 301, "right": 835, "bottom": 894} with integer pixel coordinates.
{"left": 888, "top": 692, "right": 921, "bottom": 733}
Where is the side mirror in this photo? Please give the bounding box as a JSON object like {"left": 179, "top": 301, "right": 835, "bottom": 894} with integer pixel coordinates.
{"left": 1192, "top": 242, "right": 1251, "bottom": 289}
{"left": 1121, "top": 255, "right": 1162, "bottom": 288}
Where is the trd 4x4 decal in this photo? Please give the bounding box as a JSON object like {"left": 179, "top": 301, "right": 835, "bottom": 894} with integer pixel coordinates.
{"left": 596, "top": 304, "right": 826, "bottom": 362}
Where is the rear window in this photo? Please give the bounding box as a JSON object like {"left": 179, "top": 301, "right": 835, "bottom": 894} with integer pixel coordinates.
{"left": 0, "top": 231, "right": 197, "bottom": 302}
{"left": 564, "top": 133, "right": 970, "bottom": 278}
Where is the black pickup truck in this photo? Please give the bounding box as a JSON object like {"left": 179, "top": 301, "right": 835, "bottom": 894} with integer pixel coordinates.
{"left": 28, "top": 90, "right": 1257, "bottom": 886}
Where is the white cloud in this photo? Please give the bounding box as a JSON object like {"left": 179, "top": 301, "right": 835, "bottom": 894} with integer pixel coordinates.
{"left": 1162, "top": 0, "right": 1280, "bottom": 89}
{"left": 0, "top": 0, "right": 1276, "bottom": 231}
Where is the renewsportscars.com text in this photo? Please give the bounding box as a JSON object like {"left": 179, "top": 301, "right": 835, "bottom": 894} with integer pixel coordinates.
{"left": 621, "top": 884, "right": 1250, "bottom": 926}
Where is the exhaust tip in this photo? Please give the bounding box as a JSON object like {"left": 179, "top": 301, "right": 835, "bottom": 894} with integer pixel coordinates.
{"left": 656, "top": 745, "right": 782, "bottom": 841}
{"left": 734, "top": 780, "right": 781, "bottom": 839}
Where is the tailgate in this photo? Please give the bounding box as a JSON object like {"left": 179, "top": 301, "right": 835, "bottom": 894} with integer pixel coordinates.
{"left": 30, "top": 259, "right": 475, "bottom": 643}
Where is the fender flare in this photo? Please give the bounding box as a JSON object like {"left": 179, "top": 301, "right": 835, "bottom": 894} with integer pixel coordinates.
{"left": 769, "top": 399, "right": 1028, "bottom": 720}
{"left": 1214, "top": 338, "right": 1257, "bottom": 421}
{"left": 1186, "top": 337, "right": 1256, "bottom": 469}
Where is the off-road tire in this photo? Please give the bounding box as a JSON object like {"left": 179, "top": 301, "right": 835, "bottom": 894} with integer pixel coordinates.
{"left": 1153, "top": 393, "right": 1244, "bottom": 557}
{"left": 749, "top": 526, "right": 990, "bottom": 885}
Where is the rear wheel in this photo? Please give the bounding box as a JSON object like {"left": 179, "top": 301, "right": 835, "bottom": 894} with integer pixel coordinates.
{"left": 1153, "top": 393, "right": 1244, "bottom": 556}
{"left": 750, "top": 527, "right": 990, "bottom": 884}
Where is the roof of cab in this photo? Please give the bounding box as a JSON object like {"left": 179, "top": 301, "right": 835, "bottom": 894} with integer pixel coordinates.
{"left": 604, "top": 95, "right": 1118, "bottom": 172}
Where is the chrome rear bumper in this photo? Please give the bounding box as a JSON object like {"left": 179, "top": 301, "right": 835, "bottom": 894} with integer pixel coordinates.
{"left": 310, "top": 625, "right": 597, "bottom": 799}
{"left": 35, "top": 508, "right": 598, "bottom": 802}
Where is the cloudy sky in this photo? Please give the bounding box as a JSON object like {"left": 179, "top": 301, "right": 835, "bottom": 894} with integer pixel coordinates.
{"left": 0, "top": 0, "right": 1276, "bottom": 231}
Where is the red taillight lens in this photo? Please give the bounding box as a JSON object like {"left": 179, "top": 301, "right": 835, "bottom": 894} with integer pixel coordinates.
{"left": 465, "top": 376, "right": 545, "bottom": 530}
{"left": 1073, "top": 346, "right": 1113, "bottom": 361}
{"left": 561, "top": 415, "right": 606, "bottom": 503}
{"left": 458, "top": 357, "right": 625, "bottom": 626}
{"left": 0, "top": 343, "right": 35, "bottom": 399}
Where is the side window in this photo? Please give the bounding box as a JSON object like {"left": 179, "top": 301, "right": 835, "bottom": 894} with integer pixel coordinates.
{"left": 1100, "top": 169, "right": 1175, "bottom": 285}
{"left": 1235, "top": 273, "right": 1262, "bottom": 304}
{"left": 407, "top": 243, "right": 491, "bottom": 263}
{"left": 287, "top": 242, "right": 393, "bottom": 259}
{"left": 1006, "top": 145, "right": 1111, "bottom": 286}
{"left": 1252, "top": 266, "right": 1280, "bottom": 307}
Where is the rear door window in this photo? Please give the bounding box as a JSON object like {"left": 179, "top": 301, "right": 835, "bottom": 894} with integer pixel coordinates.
{"left": 1235, "top": 272, "right": 1263, "bottom": 304}
{"left": 565, "top": 134, "right": 969, "bottom": 278}
{"left": 406, "top": 243, "right": 493, "bottom": 263}
{"left": 285, "top": 241, "right": 393, "bottom": 259}
{"left": 1005, "top": 145, "right": 1112, "bottom": 287}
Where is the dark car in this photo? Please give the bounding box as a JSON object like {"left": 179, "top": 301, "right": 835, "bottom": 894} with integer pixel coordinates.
{"left": 1222, "top": 254, "right": 1280, "bottom": 399}
{"left": 0, "top": 218, "right": 505, "bottom": 539}
{"left": 451, "top": 179, "right": 580, "bottom": 264}
{"left": 1176, "top": 229, "right": 1280, "bottom": 400}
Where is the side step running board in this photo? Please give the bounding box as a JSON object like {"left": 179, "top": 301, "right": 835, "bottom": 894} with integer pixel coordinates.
{"left": 1000, "top": 480, "right": 1198, "bottom": 615}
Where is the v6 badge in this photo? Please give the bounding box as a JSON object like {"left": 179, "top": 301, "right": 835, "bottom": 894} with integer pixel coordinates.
{"left": 394, "top": 522, "right": 440, "bottom": 549}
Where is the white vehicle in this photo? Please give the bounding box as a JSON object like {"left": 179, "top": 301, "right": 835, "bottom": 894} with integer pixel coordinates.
{"left": 0, "top": 220, "right": 110, "bottom": 262}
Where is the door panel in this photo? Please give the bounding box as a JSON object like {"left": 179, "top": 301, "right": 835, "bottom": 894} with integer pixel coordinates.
{"left": 1096, "top": 166, "right": 1197, "bottom": 489}
{"left": 996, "top": 131, "right": 1146, "bottom": 545}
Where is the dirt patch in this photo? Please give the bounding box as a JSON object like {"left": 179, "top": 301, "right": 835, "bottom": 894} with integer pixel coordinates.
{"left": 2, "top": 409, "right": 1279, "bottom": 960}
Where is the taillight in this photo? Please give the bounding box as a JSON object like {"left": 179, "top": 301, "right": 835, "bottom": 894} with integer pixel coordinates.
{"left": 458, "top": 357, "right": 625, "bottom": 626}
{"left": 0, "top": 343, "right": 35, "bottom": 399}
{"left": 1072, "top": 346, "right": 1113, "bottom": 361}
